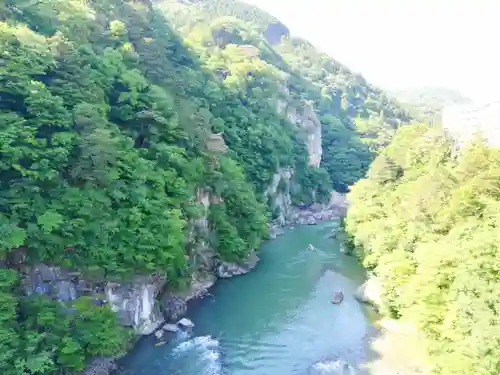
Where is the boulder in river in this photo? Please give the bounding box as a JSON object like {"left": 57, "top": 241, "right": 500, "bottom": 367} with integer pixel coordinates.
{"left": 154, "top": 329, "right": 164, "bottom": 339}
{"left": 331, "top": 291, "right": 344, "bottom": 304}
{"left": 162, "top": 323, "right": 179, "bottom": 333}
{"left": 215, "top": 251, "right": 259, "bottom": 278}
{"left": 178, "top": 317, "right": 195, "bottom": 328}
{"left": 354, "top": 277, "right": 382, "bottom": 308}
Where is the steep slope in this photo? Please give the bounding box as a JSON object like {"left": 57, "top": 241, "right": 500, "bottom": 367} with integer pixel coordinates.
{"left": 346, "top": 124, "right": 500, "bottom": 375}
{"left": 0, "top": 0, "right": 411, "bottom": 374}
{"left": 156, "top": 0, "right": 413, "bottom": 192}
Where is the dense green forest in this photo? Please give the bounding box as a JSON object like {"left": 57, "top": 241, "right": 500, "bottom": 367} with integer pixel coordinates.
{"left": 156, "top": 0, "right": 412, "bottom": 192}
{"left": 0, "top": 0, "right": 412, "bottom": 373}
{"left": 346, "top": 125, "right": 500, "bottom": 375}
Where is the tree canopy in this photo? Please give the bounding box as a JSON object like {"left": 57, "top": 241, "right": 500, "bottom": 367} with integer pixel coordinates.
{"left": 346, "top": 124, "right": 500, "bottom": 375}
{"left": 0, "top": 0, "right": 411, "bottom": 373}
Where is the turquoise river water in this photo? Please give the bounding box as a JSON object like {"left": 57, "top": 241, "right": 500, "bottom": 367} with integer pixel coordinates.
{"left": 115, "top": 221, "right": 386, "bottom": 375}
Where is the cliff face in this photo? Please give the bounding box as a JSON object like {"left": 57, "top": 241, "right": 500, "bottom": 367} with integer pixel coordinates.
{"left": 268, "top": 82, "right": 325, "bottom": 221}
{"left": 21, "top": 263, "right": 166, "bottom": 335}
{"left": 0, "top": 1, "right": 412, "bottom": 374}
{"left": 265, "top": 167, "right": 293, "bottom": 225}
{"left": 276, "top": 94, "right": 323, "bottom": 168}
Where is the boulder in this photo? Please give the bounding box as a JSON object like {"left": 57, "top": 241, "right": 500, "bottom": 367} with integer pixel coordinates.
{"left": 154, "top": 329, "right": 164, "bottom": 339}
{"left": 331, "top": 291, "right": 344, "bottom": 304}
{"left": 160, "top": 273, "right": 216, "bottom": 322}
{"left": 160, "top": 295, "right": 187, "bottom": 322}
{"left": 355, "top": 277, "right": 382, "bottom": 308}
{"left": 162, "top": 323, "right": 179, "bottom": 333}
{"left": 215, "top": 252, "right": 259, "bottom": 279}
{"left": 178, "top": 318, "right": 195, "bottom": 328}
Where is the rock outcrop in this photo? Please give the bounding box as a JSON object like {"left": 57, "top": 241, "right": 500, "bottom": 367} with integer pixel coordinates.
{"left": 105, "top": 276, "right": 165, "bottom": 335}
{"left": 215, "top": 251, "right": 259, "bottom": 278}
{"left": 73, "top": 357, "right": 117, "bottom": 375}
{"left": 355, "top": 277, "right": 382, "bottom": 308}
{"left": 289, "top": 192, "right": 349, "bottom": 226}
{"left": 160, "top": 272, "right": 216, "bottom": 322}
{"left": 275, "top": 85, "right": 323, "bottom": 167}
{"left": 265, "top": 167, "right": 293, "bottom": 225}
{"left": 22, "top": 263, "right": 166, "bottom": 335}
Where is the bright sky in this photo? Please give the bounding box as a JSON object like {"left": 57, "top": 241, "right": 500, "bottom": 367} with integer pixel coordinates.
{"left": 245, "top": 0, "right": 500, "bottom": 102}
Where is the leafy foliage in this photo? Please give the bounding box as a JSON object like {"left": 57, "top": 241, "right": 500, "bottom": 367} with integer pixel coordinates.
{"left": 156, "top": 0, "right": 412, "bottom": 193}
{"left": 346, "top": 124, "right": 500, "bottom": 374}
{"left": 0, "top": 0, "right": 411, "bottom": 373}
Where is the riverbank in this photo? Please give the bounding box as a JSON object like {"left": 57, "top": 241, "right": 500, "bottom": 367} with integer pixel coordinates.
{"left": 112, "top": 220, "right": 428, "bottom": 375}
{"left": 113, "top": 221, "right": 364, "bottom": 375}
{"left": 75, "top": 200, "right": 347, "bottom": 375}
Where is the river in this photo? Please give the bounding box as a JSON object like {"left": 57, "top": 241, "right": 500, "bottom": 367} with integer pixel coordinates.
{"left": 115, "top": 220, "right": 424, "bottom": 375}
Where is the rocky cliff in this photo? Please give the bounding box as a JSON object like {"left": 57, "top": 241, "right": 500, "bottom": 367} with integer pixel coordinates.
{"left": 268, "top": 83, "right": 325, "bottom": 223}
{"left": 0, "top": 1, "right": 412, "bottom": 374}
{"left": 275, "top": 85, "right": 323, "bottom": 167}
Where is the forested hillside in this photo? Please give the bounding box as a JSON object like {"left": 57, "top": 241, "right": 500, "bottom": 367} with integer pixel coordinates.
{"left": 156, "top": 0, "right": 412, "bottom": 192}
{"left": 346, "top": 125, "right": 500, "bottom": 375}
{"left": 0, "top": 0, "right": 411, "bottom": 373}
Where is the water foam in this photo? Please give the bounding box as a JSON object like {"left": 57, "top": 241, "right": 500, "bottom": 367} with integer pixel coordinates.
{"left": 171, "top": 335, "right": 222, "bottom": 375}
{"left": 309, "top": 360, "right": 357, "bottom": 375}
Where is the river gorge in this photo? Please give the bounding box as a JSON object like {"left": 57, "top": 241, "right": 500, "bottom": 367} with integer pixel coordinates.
{"left": 114, "top": 221, "right": 426, "bottom": 375}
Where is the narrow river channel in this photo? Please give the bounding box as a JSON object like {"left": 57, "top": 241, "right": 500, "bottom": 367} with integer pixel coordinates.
{"left": 115, "top": 220, "right": 421, "bottom": 375}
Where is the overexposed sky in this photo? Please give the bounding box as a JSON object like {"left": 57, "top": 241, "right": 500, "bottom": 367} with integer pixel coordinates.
{"left": 245, "top": 0, "right": 500, "bottom": 102}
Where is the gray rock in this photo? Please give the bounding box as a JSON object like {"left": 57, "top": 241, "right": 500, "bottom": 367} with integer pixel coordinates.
{"left": 178, "top": 317, "right": 195, "bottom": 328}
{"left": 215, "top": 252, "right": 259, "bottom": 279}
{"left": 154, "top": 329, "right": 164, "bottom": 339}
{"left": 54, "top": 280, "right": 78, "bottom": 302}
{"left": 72, "top": 357, "right": 117, "bottom": 375}
{"left": 161, "top": 295, "right": 187, "bottom": 322}
{"left": 105, "top": 276, "right": 166, "bottom": 335}
{"left": 162, "top": 323, "right": 179, "bottom": 333}
{"left": 24, "top": 264, "right": 81, "bottom": 303}
{"left": 37, "top": 263, "right": 61, "bottom": 282}
{"left": 355, "top": 277, "right": 382, "bottom": 308}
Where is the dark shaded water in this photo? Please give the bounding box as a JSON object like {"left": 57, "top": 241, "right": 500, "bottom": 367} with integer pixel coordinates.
{"left": 117, "top": 221, "right": 375, "bottom": 375}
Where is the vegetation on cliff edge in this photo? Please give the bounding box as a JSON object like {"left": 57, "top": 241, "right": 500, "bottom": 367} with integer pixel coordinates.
{"left": 346, "top": 124, "right": 500, "bottom": 375}
{"left": 0, "top": 0, "right": 411, "bottom": 373}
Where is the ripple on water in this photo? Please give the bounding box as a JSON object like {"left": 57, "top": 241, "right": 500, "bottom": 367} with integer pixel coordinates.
{"left": 117, "top": 222, "right": 373, "bottom": 375}
{"left": 169, "top": 335, "right": 223, "bottom": 375}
